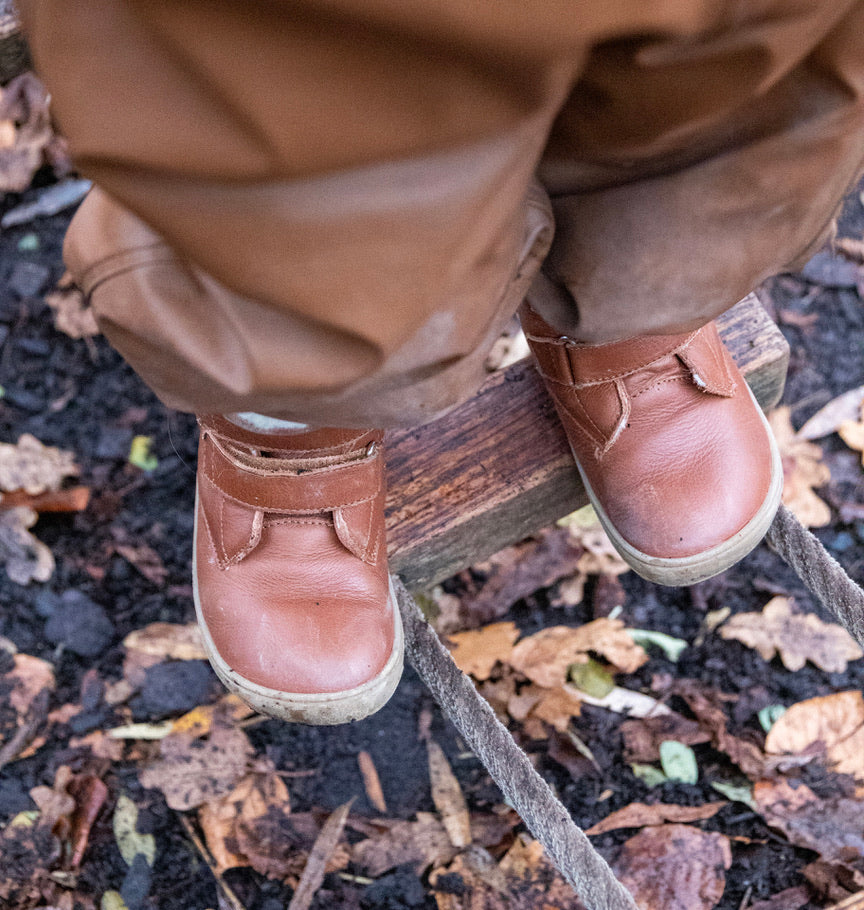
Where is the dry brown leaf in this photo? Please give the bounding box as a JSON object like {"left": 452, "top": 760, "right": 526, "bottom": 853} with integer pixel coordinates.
{"left": 673, "top": 681, "right": 767, "bottom": 779}
{"left": 123, "top": 622, "right": 208, "bottom": 662}
{"left": 358, "top": 750, "right": 388, "bottom": 814}
{"left": 0, "top": 72, "right": 54, "bottom": 192}
{"left": 427, "top": 739, "right": 471, "bottom": 848}
{"left": 447, "top": 622, "right": 520, "bottom": 681}
{"left": 802, "top": 857, "right": 864, "bottom": 905}
{"left": 0, "top": 434, "right": 79, "bottom": 495}
{"left": 0, "top": 506, "right": 55, "bottom": 584}
{"left": 508, "top": 619, "right": 648, "bottom": 688}
{"left": 747, "top": 885, "right": 810, "bottom": 910}
{"left": 5, "top": 652, "right": 55, "bottom": 720}
{"left": 768, "top": 407, "right": 831, "bottom": 527}
{"left": 564, "top": 511, "right": 631, "bottom": 578}
{"left": 765, "top": 691, "right": 864, "bottom": 781}
{"left": 197, "top": 770, "right": 295, "bottom": 875}
{"left": 114, "top": 544, "right": 168, "bottom": 587}
{"left": 719, "top": 596, "right": 864, "bottom": 673}
{"left": 586, "top": 802, "right": 725, "bottom": 836}
{"left": 621, "top": 713, "right": 712, "bottom": 763}
{"left": 288, "top": 802, "right": 352, "bottom": 910}
{"left": 798, "top": 386, "right": 864, "bottom": 440}
{"left": 838, "top": 401, "right": 864, "bottom": 466}
{"left": 139, "top": 727, "right": 254, "bottom": 810}
{"left": 44, "top": 274, "right": 100, "bottom": 340}
{"left": 431, "top": 836, "right": 587, "bottom": 910}
{"left": 612, "top": 824, "right": 732, "bottom": 910}
{"left": 517, "top": 684, "right": 583, "bottom": 733}
{"left": 352, "top": 812, "right": 457, "bottom": 876}
{"left": 754, "top": 778, "right": 864, "bottom": 861}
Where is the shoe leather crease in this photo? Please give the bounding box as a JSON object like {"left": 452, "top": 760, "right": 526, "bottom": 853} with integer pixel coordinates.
{"left": 520, "top": 303, "right": 780, "bottom": 578}
{"left": 194, "top": 416, "right": 399, "bottom": 719}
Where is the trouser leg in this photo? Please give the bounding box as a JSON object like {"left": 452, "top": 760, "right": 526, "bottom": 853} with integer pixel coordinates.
{"left": 531, "top": 0, "right": 864, "bottom": 342}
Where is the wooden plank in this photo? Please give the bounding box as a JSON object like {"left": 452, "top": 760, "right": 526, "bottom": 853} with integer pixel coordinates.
{"left": 386, "top": 293, "right": 789, "bottom": 589}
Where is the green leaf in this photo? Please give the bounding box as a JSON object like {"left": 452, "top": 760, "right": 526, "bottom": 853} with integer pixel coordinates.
{"left": 113, "top": 794, "right": 156, "bottom": 868}
{"left": 630, "top": 763, "right": 668, "bottom": 787}
{"left": 758, "top": 704, "right": 787, "bottom": 733}
{"left": 101, "top": 892, "right": 130, "bottom": 910}
{"left": 711, "top": 780, "right": 756, "bottom": 810}
{"left": 626, "top": 629, "right": 688, "bottom": 662}
{"left": 659, "top": 740, "right": 699, "bottom": 785}
{"left": 557, "top": 504, "right": 599, "bottom": 529}
{"left": 128, "top": 436, "right": 158, "bottom": 472}
{"left": 569, "top": 658, "right": 615, "bottom": 698}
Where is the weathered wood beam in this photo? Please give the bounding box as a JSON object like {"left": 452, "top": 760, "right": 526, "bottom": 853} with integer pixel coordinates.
{"left": 386, "top": 293, "right": 789, "bottom": 589}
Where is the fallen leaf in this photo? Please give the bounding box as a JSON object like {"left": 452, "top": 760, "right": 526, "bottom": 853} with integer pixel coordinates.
{"left": 798, "top": 386, "right": 864, "bottom": 440}
{"left": 171, "top": 695, "right": 255, "bottom": 739}
{"left": 674, "top": 681, "right": 767, "bottom": 779}
{"left": 139, "top": 727, "right": 254, "bottom": 810}
{"left": 430, "top": 836, "right": 587, "bottom": 910}
{"left": 0, "top": 506, "right": 55, "bottom": 584}
{"left": 0, "top": 434, "right": 79, "bottom": 495}
{"left": 768, "top": 407, "right": 831, "bottom": 527}
{"left": 427, "top": 739, "right": 471, "bottom": 848}
{"left": 621, "top": 713, "right": 711, "bottom": 763}
{"left": 758, "top": 705, "right": 788, "bottom": 734}
{"left": 446, "top": 622, "right": 520, "bottom": 681}
{"left": 358, "top": 750, "right": 388, "bottom": 814}
{"left": 747, "top": 885, "right": 810, "bottom": 910}
{"left": 578, "top": 686, "right": 672, "bottom": 718}
{"left": 113, "top": 544, "right": 168, "bottom": 587}
{"left": 352, "top": 813, "right": 457, "bottom": 876}
{"left": 569, "top": 657, "right": 615, "bottom": 698}
{"left": 128, "top": 436, "right": 158, "bottom": 472}
{"left": 113, "top": 794, "right": 156, "bottom": 868}
{"left": 0, "top": 72, "right": 55, "bottom": 192}
{"left": 123, "top": 623, "right": 208, "bottom": 662}
{"left": 765, "top": 691, "right": 864, "bottom": 781}
{"left": 67, "top": 774, "right": 109, "bottom": 868}
{"left": 44, "top": 273, "right": 100, "bottom": 339}
{"left": 710, "top": 780, "right": 756, "bottom": 809}
{"left": 754, "top": 778, "right": 864, "bottom": 861}
{"left": 802, "top": 857, "right": 864, "bottom": 905}
{"left": 508, "top": 683, "right": 583, "bottom": 733}
{"left": 719, "top": 596, "right": 863, "bottom": 673}
{"left": 508, "top": 619, "right": 648, "bottom": 688}
{"left": 288, "top": 802, "right": 352, "bottom": 910}
{"left": 586, "top": 802, "right": 725, "bottom": 836}
{"left": 838, "top": 401, "right": 864, "bottom": 466}
{"left": 659, "top": 741, "right": 699, "bottom": 785}
{"left": 612, "top": 824, "right": 732, "bottom": 910}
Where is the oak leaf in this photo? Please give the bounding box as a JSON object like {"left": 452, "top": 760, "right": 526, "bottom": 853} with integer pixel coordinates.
{"left": 508, "top": 619, "right": 648, "bottom": 688}
{"left": 765, "top": 690, "right": 864, "bottom": 781}
{"left": 139, "top": 727, "right": 254, "bottom": 810}
{"left": 446, "top": 622, "right": 520, "bottom": 681}
{"left": 768, "top": 407, "right": 831, "bottom": 527}
{"left": 719, "top": 596, "right": 863, "bottom": 673}
{"left": 123, "top": 622, "right": 208, "bottom": 662}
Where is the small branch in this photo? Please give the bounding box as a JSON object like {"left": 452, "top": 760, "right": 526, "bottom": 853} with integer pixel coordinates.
{"left": 176, "top": 813, "right": 248, "bottom": 910}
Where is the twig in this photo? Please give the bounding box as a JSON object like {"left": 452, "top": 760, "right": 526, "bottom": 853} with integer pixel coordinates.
{"left": 288, "top": 800, "right": 353, "bottom": 910}
{"left": 176, "top": 813, "right": 247, "bottom": 910}
{"left": 0, "top": 688, "right": 49, "bottom": 771}
{"left": 826, "top": 892, "right": 864, "bottom": 910}
{"left": 395, "top": 576, "right": 639, "bottom": 910}
{"left": 737, "top": 884, "right": 752, "bottom": 910}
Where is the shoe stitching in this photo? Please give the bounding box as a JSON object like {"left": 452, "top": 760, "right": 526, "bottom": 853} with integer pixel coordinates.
{"left": 200, "top": 462, "right": 380, "bottom": 511}
{"left": 528, "top": 331, "right": 699, "bottom": 387}
{"left": 200, "top": 497, "right": 232, "bottom": 571}
{"left": 266, "top": 516, "right": 332, "bottom": 527}
{"left": 629, "top": 375, "right": 691, "bottom": 400}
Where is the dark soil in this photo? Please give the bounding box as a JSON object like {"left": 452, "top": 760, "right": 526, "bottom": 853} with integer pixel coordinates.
{"left": 0, "top": 171, "right": 862, "bottom": 910}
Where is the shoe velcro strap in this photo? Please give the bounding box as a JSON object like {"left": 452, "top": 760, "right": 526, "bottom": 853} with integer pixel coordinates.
{"left": 200, "top": 435, "right": 382, "bottom": 513}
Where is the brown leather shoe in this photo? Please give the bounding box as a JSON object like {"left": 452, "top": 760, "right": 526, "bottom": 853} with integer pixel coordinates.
{"left": 193, "top": 416, "right": 403, "bottom": 724}
{"left": 520, "top": 304, "right": 782, "bottom": 585}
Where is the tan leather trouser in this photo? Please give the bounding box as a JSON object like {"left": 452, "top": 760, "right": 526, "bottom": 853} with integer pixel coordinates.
{"left": 19, "top": 1, "right": 864, "bottom": 426}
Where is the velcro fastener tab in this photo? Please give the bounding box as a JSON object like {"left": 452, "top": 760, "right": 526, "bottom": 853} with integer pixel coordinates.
{"left": 200, "top": 434, "right": 382, "bottom": 513}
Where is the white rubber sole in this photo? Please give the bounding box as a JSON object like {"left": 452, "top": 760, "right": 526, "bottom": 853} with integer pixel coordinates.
{"left": 192, "top": 491, "right": 404, "bottom": 725}
{"left": 573, "top": 390, "right": 784, "bottom": 587}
